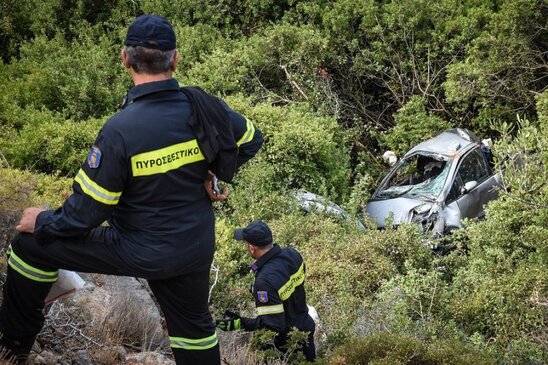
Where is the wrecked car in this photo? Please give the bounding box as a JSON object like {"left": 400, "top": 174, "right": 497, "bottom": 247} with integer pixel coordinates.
{"left": 366, "top": 128, "right": 501, "bottom": 237}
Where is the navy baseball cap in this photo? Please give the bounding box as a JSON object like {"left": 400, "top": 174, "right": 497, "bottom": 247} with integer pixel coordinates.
{"left": 124, "top": 14, "right": 176, "bottom": 50}
{"left": 234, "top": 220, "right": 273, "bottom": 247}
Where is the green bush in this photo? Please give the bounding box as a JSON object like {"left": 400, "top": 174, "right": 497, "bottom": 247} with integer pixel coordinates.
{"left": 210, "top": 218, "right": 255, "bottom": 313}
{"left": 379, "top": 96, "right": 452, "bottom": 157}
{"left": 0, "top": 168, "right": 35, "bottom": 213}
{"left": 173, "top": 23, "right": 224, "bottom": 72}
{"left": 443, "top": 0, "right": 545, "bottom": 133}
{"left": 248, "top": 328, "right": 310, "bottom": 364}
{"left": 182, "top": 23, "right": 328, "bottom": 103}
{"left": 440, "top": 106, "right": 547, "bottom": 363}
{"left": 374, "top": 268, "right": 451, "bottom": 329}
{"left": 142, "top": 0, "right": 301, "bottom": 37}
{"left": 449, "top": 254, "right": 545, "bottom": 339}
{"left": 2, "top": 117, "right": 105, "bottom": 175}
{"left": 218, "top": 96, "right": 351, "bottom": 224}
{"left": 326, "top": 332, "right": 496, "bottom": 365}
{"left": 0, "top": 167, "right": 71, "bottom": 213}
{"left": 0, "top": 26, "right": 127, "bottom": 122}
{"left": 536, "top": 90, "right": 548, "bottom": 128}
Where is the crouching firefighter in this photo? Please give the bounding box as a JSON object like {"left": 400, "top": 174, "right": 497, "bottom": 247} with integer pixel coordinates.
{"left": 0, "top": 14, "right": 263, "bottom": 364}
{"left": 216, "top": 221, "right": 316, "bottom": 361}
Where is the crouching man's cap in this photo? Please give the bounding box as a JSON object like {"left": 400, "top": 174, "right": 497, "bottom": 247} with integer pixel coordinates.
{"left": 124, "top": 14, "right": 176, "bottom": 50}
{"left": 234, "top": 220, "right": 273, "bottom": 247}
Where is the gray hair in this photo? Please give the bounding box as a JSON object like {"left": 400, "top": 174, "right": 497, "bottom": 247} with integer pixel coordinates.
{"left": 124, "top": 46, "right": 176, "bottom": 74}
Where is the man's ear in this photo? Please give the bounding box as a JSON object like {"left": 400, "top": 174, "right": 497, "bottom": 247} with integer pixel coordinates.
{"left": 247, "top": 243, "right": 256, "bottom": 256}
{"left": 121, "top": 48, "right": 131, "bottom": 69}
{"left": 170, "top": 51, "right": 179, "bottom": 71}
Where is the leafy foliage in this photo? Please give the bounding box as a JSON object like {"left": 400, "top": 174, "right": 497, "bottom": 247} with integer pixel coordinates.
{"left": 182, "top": 23, "right": 328, "bottom": 104}
{"left": 326, "top": 332, "right": 496, "bottom": 365}
{"left": 0, "top": 168, "right": 71, "bottom": 213}
{"left": 379, "top": 96, "right": 452, "bottom": 156}
{"left": 443, "top": 0, "right": 547, "bottom": 133}
{"left": 0, "top": 1, "right": 546, "bottom": 363}
{"left": 441, "top": 109, "right": 548, "bottom": 364}
{"left": 1, "top": 117, "right": 104, "bottom": 175}
{"left": 216, "top": 96, "right": 351, "bottom": 225}
{"left": 0, "top": 29, "right": 127, "bottom": 122}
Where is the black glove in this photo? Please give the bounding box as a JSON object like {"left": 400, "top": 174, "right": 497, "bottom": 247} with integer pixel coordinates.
{"left": 215, "top": 310, "right": 241, "bottom": 331}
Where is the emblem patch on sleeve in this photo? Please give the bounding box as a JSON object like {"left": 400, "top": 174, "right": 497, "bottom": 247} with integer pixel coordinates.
{"left": 257, "top": 291, "right": 269, "bottom": 303}
{"left": 87, "top": 146, "right": 102, "bottom": 169}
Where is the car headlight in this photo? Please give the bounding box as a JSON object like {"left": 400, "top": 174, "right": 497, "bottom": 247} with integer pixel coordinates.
{"left": 411, "top": 203, "right": 433, "bottom": 223}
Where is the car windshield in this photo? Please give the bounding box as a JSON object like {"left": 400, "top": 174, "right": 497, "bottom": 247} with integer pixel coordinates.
{"left": 376, "top": 154, "right": 451, "bottom": 201}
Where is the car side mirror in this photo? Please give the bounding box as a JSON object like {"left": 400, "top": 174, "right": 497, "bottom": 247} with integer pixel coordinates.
{"left": 461, "top": 181, "right": 478, "bottom": 194}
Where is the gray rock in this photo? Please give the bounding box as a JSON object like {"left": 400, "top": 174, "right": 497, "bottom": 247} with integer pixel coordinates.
{"left": 72, "top": 349, "right": 92, "bottom": 365}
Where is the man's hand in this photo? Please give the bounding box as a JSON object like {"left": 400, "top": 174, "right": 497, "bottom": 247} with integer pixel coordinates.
{"left": 16, "top": 207, "right": 46, "bottom": 233}
{"left": 215, "top": 310, "right": 241, "bottom": 331}
{"left": 204, "top": 171, "right": 228, "bottom": 202}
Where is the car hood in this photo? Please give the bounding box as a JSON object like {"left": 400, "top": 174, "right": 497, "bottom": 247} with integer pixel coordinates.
{"left": 366, "top": 197, "right": 427, "bottom": 228}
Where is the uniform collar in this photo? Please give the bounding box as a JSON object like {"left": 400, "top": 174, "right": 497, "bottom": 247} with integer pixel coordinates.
{"left": 250, "top": 244, "right": 282, "bottom": 273}
{"left": 121, "top": 78, "right": 181, "bottom": 108}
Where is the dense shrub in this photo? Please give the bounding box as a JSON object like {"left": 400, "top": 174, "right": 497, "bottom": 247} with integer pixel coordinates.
{"left": 0, "top": 168, "right": 71, "bottom": 213}
{"left": 141, "top": 0, "right": 299, "bottom": 37}
{"left": 182, "top": 23, "right": 328, "bottom": 104}
{"left": 0, "top": 28, "right": 128, "bottom": 122}
{"left": 217, "top": 96, "right": 351, "bottom": 224}
{"left": 325, "top": 333, "right": 496, "bottom": 365}
{"left": 210, "top": 218, "right": 254, "bottom": 313}
{"left": 440, "top": 103, "right": 548, "bottom": 364}
{"left": 443, "top": 0, "right": 546, "bottom": 133}
{"left": 1, "top": 117, "right": 104, "bottom": 175}
{"left": 0, "top": 2, "right": 546, "bottom": 363}
{"left": 313, "top": 0, "right": 492, "bottom": 130}
{"left": 173, "top": 23, "right": 225, "bottom": 72}
{"left": 344, "top": 150, "right": 382, "bottom": 216}
{"left": 537, "top": 90, "right": 548, "bottom": 128}
{"left": 379, "top": 96, "right": 452, "bottom": 156}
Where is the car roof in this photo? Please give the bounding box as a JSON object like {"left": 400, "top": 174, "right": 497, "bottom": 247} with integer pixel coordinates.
{"left": 404, "top": 128, "right": 480, "bottom": 158}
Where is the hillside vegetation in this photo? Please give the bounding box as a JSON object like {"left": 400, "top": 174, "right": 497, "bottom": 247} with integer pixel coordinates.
{"left": 0, "top": 0, "right": 546, "bottom": 364}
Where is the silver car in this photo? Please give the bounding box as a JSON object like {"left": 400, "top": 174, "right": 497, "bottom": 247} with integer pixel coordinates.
{"left": 366, "top": 128, "right": 501, "bottom": 237}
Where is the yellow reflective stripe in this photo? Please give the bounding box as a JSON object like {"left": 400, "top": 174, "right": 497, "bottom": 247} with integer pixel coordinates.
{"left": 236, "top": 118, "right": 256, "bottom": 147}
{"left": 256, "top": 304, "right": 284, "bottom": 316}
{"left": 8, "top": 251, "right": 58, "bottom": 282}
{"left": 75, "top": 169, "right": 121, "bottom": 205}
{"left": 170, "top": 333, "right": 218, "bottom": 350}
{"left": 131, "top": 139, "right": 205, "bottom": 177}
{"left": 278, "top": 263, "right": 305, "bottom": 301}
{"left": 6, "top": 244, "right": 12, "bottom": 256}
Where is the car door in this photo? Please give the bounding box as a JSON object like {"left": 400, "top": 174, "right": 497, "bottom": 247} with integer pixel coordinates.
{"left": 445, "top": 147, "right": 492, "bottom": 223}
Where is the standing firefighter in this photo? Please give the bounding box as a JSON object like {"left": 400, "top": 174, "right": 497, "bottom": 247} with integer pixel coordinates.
{"left": 216, "top": 220, "right": 316, "bottom": 361}
{"left": 0, "top": 14, "right": 263, "bottom": 364}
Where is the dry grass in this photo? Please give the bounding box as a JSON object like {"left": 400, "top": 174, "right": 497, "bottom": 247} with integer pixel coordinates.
{"left": 0, "top": 348, "right": 16, "bottom": 365}
{"left": 100, "top": 289, "right": 167, "bottom": 349}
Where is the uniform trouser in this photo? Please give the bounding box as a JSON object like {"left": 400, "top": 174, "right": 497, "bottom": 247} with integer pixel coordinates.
{"left": 0, "top": 232, "right": 220, "bottom": 365}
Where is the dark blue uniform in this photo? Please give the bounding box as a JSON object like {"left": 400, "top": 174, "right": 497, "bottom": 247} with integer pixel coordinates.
{"left": 241, "top": 244, "right": 316, "bottom": 361}
{"left": 0, "top": 78, "right": 262, "bottom": 364}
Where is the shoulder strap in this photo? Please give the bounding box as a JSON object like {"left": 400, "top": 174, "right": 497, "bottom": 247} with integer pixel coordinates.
{"left": 180, "top": 87, "right": 238, "bottom": 182}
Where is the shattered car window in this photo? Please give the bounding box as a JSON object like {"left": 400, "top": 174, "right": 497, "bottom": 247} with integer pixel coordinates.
{"left": 376, "top": 154, "right": 451, "bottom": 200}
{"left": 457, "top": 147, "right": 489, "bottom": 184}
{"left": 406, "top": 164, "right": 451, "bottom": 200}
